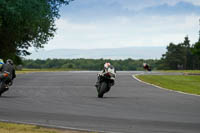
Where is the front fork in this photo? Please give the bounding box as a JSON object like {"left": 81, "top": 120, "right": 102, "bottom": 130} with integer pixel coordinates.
{"left": 96, "top": 74, "right": 115, "bottom": 89}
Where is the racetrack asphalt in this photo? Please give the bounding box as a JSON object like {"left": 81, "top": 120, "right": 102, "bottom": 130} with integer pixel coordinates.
{"left": 0, "top": 71, "right": 200, "bottom": 133}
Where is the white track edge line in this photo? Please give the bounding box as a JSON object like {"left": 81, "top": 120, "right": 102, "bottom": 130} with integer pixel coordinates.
{"left": 132, "top": 74, "right": 200, "bottom": 97}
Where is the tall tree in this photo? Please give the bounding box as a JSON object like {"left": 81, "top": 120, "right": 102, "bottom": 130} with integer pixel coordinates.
{"left": 192, "top": 40, "right": 200, "bottom": 69}
{"left": 181, "top": 36, "right": 192, "bottom": 69}
{"left": 0, "top": 0, "right": 73, "bottom": 64}
{"left": 161, "top": 43, "right": 184, "bottom": 69}
{"left": 160, "top": 36, "right": 193, "bottom": 70}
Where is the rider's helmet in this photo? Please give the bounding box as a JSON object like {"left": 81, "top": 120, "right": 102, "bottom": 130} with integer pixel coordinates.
{"left": 143, "top": 63, "right": 147, "bottom": 67}
{"left": 0, "top": 59, "right": 4, "bottom": 68}
{"left": 6, "top": 59, "right": 14, "bottom": 65}
{"left": 104, "top": 62, "right": 111, "bottom": 69}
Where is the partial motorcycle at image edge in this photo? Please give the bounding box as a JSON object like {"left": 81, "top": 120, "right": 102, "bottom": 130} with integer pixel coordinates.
{"left": 0, "top": 72, "right": 12, "bottom": 96}
{"left": 0, "top": 59, "right": 16, "bottom": 96}
{"left": 95, "top": 67, "right": 116, "bottom": 98}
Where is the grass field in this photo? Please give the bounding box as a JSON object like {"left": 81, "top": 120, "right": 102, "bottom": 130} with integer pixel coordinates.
{"left": 0, "top": 122, "right": 95, "bottom": 133}
{"left": 136, "top": 75, "right": 200, "bottom": 95}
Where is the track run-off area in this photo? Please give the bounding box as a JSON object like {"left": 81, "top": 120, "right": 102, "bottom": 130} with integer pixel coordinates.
{"left": 0, "top": 71, "right": 200, "bottom": 133}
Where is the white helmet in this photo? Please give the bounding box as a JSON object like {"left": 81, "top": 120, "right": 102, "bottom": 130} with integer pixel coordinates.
{"left": 6, "top": 59, "right": 14, "bottom": 65}
{"left": 104, "top": 62, "right": 111, "bottom": 69}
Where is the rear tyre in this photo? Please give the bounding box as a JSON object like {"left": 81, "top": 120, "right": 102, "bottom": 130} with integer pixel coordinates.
{"left": 98, "top": 82, "right": 107, "bottom": 98}
{"left": 0, "top": 88, "right": 4, "bottom": 96}
{"left": 0, "top": 82, "right": 8, "bottom": 96}
{"left": 0, "top": 82, "right": 3, "bottom": 96}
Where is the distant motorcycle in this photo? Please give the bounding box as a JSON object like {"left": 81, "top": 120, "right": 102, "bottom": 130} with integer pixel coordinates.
{"left": 0, "top": 72, "right": 10, "bottom": 96}
{"left": 96, "top": 67, "right": 116, "bottom": 98}
{"left": 143, "top": 63, "right": 151, "bottom": 71}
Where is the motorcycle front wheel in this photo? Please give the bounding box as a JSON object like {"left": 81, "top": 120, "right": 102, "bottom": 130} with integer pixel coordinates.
{"left": 98, "top": 82, "right": 107, "bottom": 98}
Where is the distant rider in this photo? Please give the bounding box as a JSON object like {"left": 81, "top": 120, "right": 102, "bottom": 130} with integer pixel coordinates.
{"left": 143, "top": 63, "right": 151, "bottom": 71}
{"left": 0, "top": 59, "right": 16, "bottom": 95}
{"left": 95, "top": 62, "right": 116, "bottom": 88}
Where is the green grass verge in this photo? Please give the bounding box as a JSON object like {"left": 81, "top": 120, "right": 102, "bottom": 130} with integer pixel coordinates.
{"left": 16, "top": 68, "right": 81, "bottom": 74}
{"left": 0, "top": 122, "right": 95, "bottom": 133}
{"left": 158, "top": 70, "right": 200, "bottom": 74}
{"left": 136, "top": 75, "right": 200, "bottom": 95}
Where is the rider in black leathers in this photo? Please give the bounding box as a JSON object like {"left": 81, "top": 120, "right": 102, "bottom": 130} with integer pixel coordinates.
{"left": 0, "top": 59, "right": 16, "bottom": 95}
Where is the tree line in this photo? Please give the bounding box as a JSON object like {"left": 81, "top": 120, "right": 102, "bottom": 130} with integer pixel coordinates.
{"left": 23, "top": 58, "right": 159, "bottom": 71}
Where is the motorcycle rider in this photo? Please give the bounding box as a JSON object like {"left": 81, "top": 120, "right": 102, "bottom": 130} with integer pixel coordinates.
{"left": 0, "top": 59, "right": 16, "bottom": 95}
{"left": 143, "top": 63, "right": 151, "bottom": 71}
{"left": 95, "top": 62, "right": 116, "bottom": 88}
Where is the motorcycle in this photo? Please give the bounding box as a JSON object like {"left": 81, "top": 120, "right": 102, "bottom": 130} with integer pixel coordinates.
{"left": 143, "top": 63, "right": 151, "bottom": 71}
{"left": 0, "top": 72, "right": 9, "bottom": 96}
{"left": 96, "top": 67, "right": 116, "bottom": 98}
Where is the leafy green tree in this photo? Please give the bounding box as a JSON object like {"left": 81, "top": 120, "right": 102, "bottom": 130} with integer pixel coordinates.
{"left": 192, "top": 41, "right": 200, "bottom": 69}
{"left": 160, "top": 36, "right": 194, "bottom": 70}
{"left": 193, "top": 41, "right": 200, "bottom": 58}
{"left": 190, "top": 25, "right": 200, "bottom": 69}
{"left": 0, "top": 0, "right": 73, "bottom": 64}
{"left": 161, "top": 43, "right": 184, "bottom": 69}
{"left": 181, "top": 36, "right": 192, "bottom": 69}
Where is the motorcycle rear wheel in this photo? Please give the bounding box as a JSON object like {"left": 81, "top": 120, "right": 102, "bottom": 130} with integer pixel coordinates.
{"left": 0, "top": 81, "right": 8, "bottom": 96}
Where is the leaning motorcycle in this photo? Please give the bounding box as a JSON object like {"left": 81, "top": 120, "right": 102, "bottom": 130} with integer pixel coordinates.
{"left": 0, "top": 73, "right": 9, "bottom": 96}
{"left": 97, "top": 68, "right": 116, "bottom": 98}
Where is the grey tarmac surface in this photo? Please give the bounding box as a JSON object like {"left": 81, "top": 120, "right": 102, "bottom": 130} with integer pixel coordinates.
{"left": 0, "top": 71, "right": 200, "bottom": 133}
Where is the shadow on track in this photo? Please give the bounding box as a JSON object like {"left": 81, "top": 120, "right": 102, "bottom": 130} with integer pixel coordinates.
{"left": 0, "top": 96, "right": 21, "bottom": 99}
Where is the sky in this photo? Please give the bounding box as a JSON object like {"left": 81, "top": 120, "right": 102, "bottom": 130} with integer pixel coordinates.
{"left": 43, "top": 0, "right": 200, "bottom": 50}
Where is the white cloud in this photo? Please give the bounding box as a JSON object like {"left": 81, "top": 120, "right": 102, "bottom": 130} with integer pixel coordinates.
{"left": 44, "top": 14, "right": 200, "bottom": 50}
